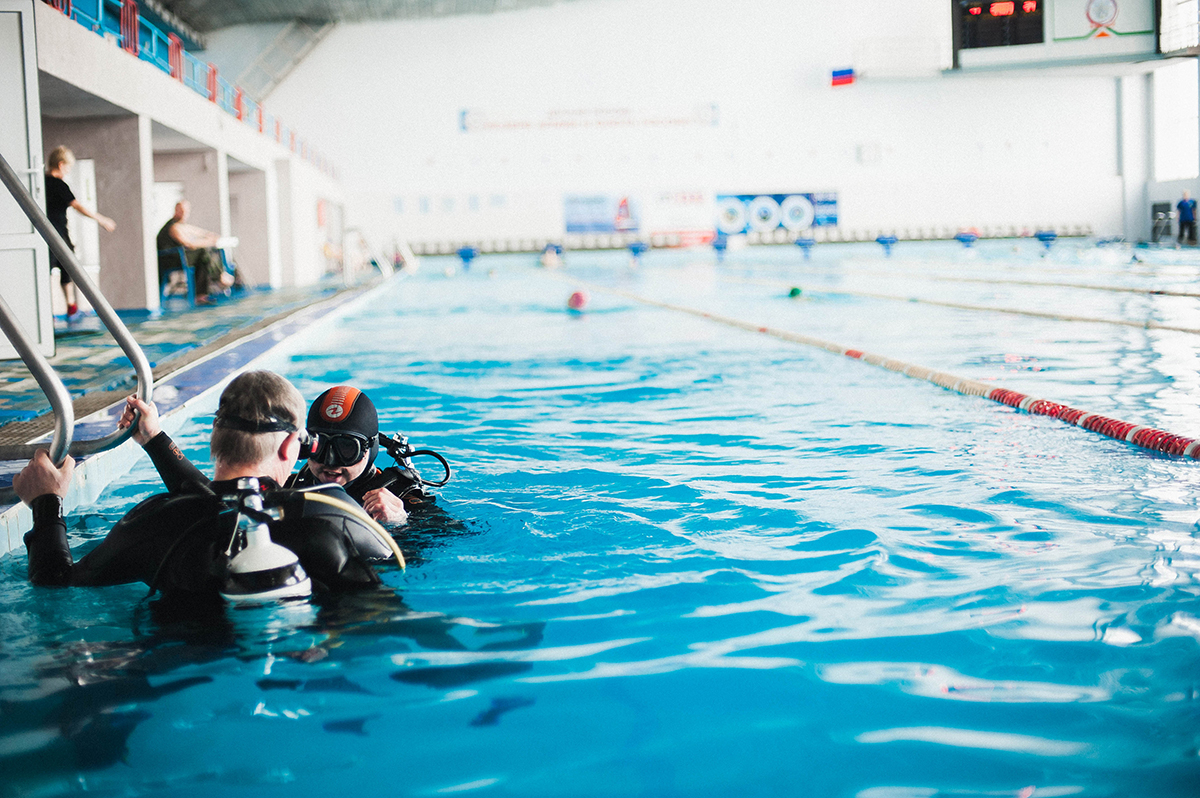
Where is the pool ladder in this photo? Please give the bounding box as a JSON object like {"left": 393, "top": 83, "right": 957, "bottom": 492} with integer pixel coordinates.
{"left": 0, "top": 149, "right": 152, "bottom": 478}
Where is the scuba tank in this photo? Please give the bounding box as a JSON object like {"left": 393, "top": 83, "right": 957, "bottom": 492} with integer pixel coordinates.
{"left": 219, "top": 478, "right": 312, "bottom": 602}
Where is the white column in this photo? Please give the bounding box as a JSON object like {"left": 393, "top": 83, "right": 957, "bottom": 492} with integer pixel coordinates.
{"left": 274, "top": 157, "right": 294, "bottom": 286}
{"left": 216, "top": 149, "right": 231, "bottom": 237}
{"left": 137, "top": 114, "right": 158, "bottom": 310}
{"left": 1117, "top": 74, "right": 1152, "bottom": 243}
{"left": 264, "top": 162, "right": 282, "bottom": 287}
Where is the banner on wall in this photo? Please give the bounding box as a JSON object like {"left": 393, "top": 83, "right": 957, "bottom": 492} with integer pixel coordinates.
{"left": 715, "top": 193, "right": 838, "bottom": 235}
{"left": 644, "top": 191, "right": 715, "bottom": 246}
{"left": 462, "top": 105, "right": 719, "bottom": 133}
{"left": 564, "top": 195, "right": 641, "bottom": 234}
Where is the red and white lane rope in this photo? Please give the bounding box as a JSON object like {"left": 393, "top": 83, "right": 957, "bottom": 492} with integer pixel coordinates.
{"left": 579, "top": 282, "right": 1200, "bottom": 459}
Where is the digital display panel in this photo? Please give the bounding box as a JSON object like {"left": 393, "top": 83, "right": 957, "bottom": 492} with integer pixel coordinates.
{"left": 956, "top": 0, "right": 1044, "bottom": 49}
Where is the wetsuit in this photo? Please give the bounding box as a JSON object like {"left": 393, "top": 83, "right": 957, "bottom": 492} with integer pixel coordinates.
{"left": 23, "top": 433, "right": 392, "bottom": 594}
{"left": 140, "top": 431, "right": 435, "bottom": 517}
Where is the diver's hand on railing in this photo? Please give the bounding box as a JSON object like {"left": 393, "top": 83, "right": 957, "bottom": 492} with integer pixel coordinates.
{"left": 117, "top": 395, "right": 161, "bottom": 446}
{"left": 362, "top": 487, "right": 408, "bottom": 525}
{"left": 14, "top": 449, "right": 75, "bottom": 505}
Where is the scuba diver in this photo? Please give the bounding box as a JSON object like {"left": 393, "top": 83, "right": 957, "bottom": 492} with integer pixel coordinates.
{"left": 121, "top": 385, "right": 450, "bottom": 527}
{"left": 286, "top": 385, "right": 450, "bottom": 524}
{"left": 16, "top": 371, "right": 399, "bottom": 594}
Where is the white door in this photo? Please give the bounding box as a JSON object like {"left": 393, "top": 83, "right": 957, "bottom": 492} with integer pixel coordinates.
{"left": 66, "top": 159, "right": 100, "bottom": 270}
{"left": 0, "top": 0, "right": 51, "bottom": 358}
{"left": 64, "top": 159, "right": 99, "bottom": 314}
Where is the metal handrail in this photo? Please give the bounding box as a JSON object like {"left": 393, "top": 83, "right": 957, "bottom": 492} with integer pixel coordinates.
{"left": 0, "top": 293, "right": 74, "bottom": 465}
{"left": 0, "top": 149, "right": 153, "bottom": 462}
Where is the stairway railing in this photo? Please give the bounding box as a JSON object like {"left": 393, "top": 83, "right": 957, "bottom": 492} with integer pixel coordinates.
{"left": 0, "top": 149, "right": 153, "bottom": 466}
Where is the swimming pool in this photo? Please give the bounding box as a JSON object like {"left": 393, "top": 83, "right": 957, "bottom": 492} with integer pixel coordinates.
{"left": 2, "top": 239, "right": 1198, "bottom": 796}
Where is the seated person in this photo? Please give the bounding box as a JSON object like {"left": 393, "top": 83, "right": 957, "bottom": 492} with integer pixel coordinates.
{"left": 157, "top": 200, "right": 238, "bottom": 302}
{"left": 122, "top": 385, "right": 432, "bottom": 526}
{"left": 16, "top": 371, "right": 394, "bottom": 593}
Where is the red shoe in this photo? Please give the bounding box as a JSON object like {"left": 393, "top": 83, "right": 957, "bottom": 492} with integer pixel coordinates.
{"left": 67, "top": 304, "right": 78, "bottom": 316}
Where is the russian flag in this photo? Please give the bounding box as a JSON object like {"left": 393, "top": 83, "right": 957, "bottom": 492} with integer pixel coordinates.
{"left": 831, "top": 68, "right": 855, "bottom": 87}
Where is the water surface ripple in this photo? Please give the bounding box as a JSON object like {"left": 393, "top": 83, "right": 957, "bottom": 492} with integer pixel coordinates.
{"left": 1, "top": 242, "right": 1198, "bottom": 796}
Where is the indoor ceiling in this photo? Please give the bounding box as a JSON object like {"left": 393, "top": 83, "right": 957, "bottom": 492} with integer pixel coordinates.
{"left": 154, "top": 0, "right": 587, "bottom": 32}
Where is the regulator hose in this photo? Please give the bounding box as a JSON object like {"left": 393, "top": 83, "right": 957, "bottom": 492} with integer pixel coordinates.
{"left": 406, "top": 449, "right": 452, "bottom": 487}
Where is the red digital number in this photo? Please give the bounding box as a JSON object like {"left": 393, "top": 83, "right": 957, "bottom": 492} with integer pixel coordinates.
{"left": 990, "top": 1, "right": 1015, "bottom": 15}
{"left": 969, "top": 5, "right": 982, "bottom": 14}
{"left": 1022, "top": 0, "right": 1036, "bottom": 11}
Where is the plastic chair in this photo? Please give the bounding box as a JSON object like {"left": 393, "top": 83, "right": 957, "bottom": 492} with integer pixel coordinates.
{"left": 215, "top": 248, "right": 237, "bottom": 283}
{"left": 158, "top": 247, "right": 195, "bottom": 306}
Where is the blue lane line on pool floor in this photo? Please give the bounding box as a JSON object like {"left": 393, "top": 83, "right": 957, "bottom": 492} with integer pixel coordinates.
{"left": 719, "top": 275, "right": 1200, "bottom": 336}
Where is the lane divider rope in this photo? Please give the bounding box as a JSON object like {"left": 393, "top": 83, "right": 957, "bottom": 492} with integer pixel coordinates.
{"left": 564, "top": 278, "right": 1199, "bottom": 459}
{"left": 721, "top": 275, "right": 1200, "bottom": 336}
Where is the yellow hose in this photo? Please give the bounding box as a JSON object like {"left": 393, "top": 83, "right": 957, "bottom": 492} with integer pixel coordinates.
{"left": 302, "top": 491, "right": 406, "bottom": 570}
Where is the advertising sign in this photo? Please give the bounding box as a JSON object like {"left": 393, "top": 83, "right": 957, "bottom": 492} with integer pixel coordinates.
{"left": 715, "top": 193, "right": 838, "bottom": 235}
{"left": 564, "top": 195, "right": 641, "bottom": 234}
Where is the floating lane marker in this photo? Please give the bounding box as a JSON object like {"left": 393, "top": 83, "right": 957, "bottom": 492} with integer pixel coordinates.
{"left": 566, "top": 279, "right": 1199, "bottom": 459}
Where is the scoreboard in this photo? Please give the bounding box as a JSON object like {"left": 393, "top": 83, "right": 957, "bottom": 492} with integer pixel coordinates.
{"left": 953, "top": 0, "right": 1157, "bottom": 68}
{"left": 956, "top": 0, "right": 1045, "bottom": 49}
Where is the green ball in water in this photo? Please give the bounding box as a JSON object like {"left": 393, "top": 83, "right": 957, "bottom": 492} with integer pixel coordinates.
{"left": 788, "top": 287, "right": 802, "bottom": 298}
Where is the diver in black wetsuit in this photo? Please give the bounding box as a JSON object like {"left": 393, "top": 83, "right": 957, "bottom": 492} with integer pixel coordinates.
{"left": 287, "top": 385, "right": 446, "bottom": 524}
{"left": 15, "top": 371, "right": 394, "bottom": 594}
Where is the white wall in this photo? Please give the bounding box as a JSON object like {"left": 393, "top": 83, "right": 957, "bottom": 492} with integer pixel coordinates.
{"left": 256, "top": 0, "right": 1141, "bottom": 245}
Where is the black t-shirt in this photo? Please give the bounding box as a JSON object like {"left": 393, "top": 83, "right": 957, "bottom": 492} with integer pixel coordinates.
{"left": 44, "top": 174, "right": 75, "bottom": 245}
{"left": 157, "top": 218, "right": 179, "bottom": 252}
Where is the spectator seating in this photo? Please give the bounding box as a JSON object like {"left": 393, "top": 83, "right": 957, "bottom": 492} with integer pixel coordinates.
{"left": 159, "top": 247, "right": 236, "bottom": 307}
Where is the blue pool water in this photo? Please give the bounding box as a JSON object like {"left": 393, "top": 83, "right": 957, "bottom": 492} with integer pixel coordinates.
{"left": 2, "top": 240, "right": 1200, "bottom": 796}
